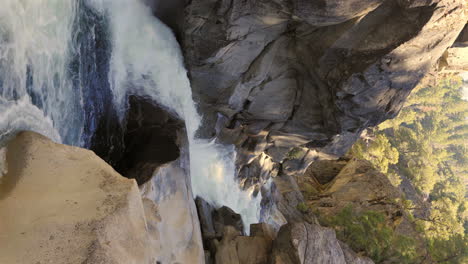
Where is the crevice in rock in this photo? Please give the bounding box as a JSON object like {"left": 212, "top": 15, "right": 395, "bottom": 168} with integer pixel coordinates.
{"left": 115, "top": 96, "right": 183, "bottom": 185}
{"left": 90, "top": 95, "right": 183, "bottom": 185}
{"left": 304, "top": 160, "right": 348, "bottom": 186}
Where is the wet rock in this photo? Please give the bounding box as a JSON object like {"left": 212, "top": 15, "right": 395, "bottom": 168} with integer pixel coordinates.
{"left": 143, "top": 0, "right": 186, "bottom": 40}
{"left": 196, "top": 197, "right": 217, "bottom": 241}
{"left": 90, "top": 95, "right": 183, "bottom": 186}
{"left": 114, "top": 96, "right": 183, "bottom": 185}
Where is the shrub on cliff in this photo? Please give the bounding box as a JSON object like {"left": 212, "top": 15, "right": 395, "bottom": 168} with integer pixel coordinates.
{"left": 323, "top": 206, "right": 417, "bottom": 263}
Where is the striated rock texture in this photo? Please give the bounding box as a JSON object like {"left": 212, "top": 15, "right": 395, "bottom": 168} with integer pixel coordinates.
{"left": 299, "top": 158, "right": 427, "bottom": 226}
{"left": 181, "top": 0, "right": 467, "bottom": 188}
{"left": 0, "top": 132, "right": 156, "bottom": 264}
{"left": 208, "top": 221, "right": 373, "bottom": 264}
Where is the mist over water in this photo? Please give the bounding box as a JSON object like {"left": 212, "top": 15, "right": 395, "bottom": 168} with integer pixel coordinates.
{"left": 0, "top": 0, "right": 79, "bottom": 144}
{"left": 0, "top": 0, "right": 261, "bottom": 230}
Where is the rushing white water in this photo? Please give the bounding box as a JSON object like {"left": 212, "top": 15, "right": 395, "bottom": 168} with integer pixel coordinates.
{"left": 88, "top": 0, "right": 262, "bottom": 230}
{"left": 0, "top": 0, "right": 82, "bottom": 145}
{"left": 0, "top": 0, "right": 261, "bottom": 229}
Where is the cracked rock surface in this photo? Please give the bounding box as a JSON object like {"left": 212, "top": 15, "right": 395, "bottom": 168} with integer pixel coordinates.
{"left": 182, "top": 0, "right": 467, "bottom": 188}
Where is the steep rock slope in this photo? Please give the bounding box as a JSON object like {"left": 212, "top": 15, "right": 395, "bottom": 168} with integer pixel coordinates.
{"left": 181, "top": 0, "right": 467, "bottom": 183}
{"left": 297, "top": 158, "right": 429, "bottom": 261}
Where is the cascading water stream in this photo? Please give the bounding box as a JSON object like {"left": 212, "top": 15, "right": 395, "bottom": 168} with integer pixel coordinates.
{"left": 0, "top": 0, "right": 79, "bottom": 145}
{"left": 0, "top": 0, "right": 261, "bottom": 230}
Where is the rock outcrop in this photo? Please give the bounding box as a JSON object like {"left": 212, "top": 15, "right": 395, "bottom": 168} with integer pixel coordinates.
{"left": 196, "top": 195, "right": 373, "bottom": 264}
{"left": 114, "top": 96, "right": 183, "bottom": 185}
{"left": 440, "top": 24, "right": 468, "bottom": 72}
{"left": 0, "top": 131, "right": 205, "bottom": 264}
{"left": 90, "top": 95, "right": 183, "bottom": 186}
{"left": 297, "top": 158, "right": 429, "bottom": 259}
{"left": 140, "top": 157, "right": 205, "bottom": 264}
{"left": 272, "top": 222, "right": 348, "bottom": 264}
{"left": 0, "top": 132, "right": 156, "bottom": 264}
{"left": 299, "top": 159, "right": 427, "bottom": 227}
{"left": 214, "top": 225, "right": 272, "bottom": 264}
{"left": 181, "top": 0, "right": 467, "bottom": 193}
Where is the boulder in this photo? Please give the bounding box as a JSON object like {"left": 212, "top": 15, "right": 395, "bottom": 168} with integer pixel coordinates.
{"left": 0, "top": 132, "right": 156, "bottom": 264}
{"left": 339, "top": 242, "right": 374, "bottom": 264}
{"left": 212, "top": 206, "right": 245, "bottom": 236}
{"left": 271, "top": 222, "right": 347, "bottom": 264}
{"left": 214, "top": 226, "right": 272, "bottom": 264}
{"left": 196, "top": 197, "right": 217, "bottom": 241}
{"left": 140, "top": 155, "right": 205, "bottom": 264}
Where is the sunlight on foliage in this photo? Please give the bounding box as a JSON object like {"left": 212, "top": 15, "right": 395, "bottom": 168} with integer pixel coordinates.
{"left": 323, "top": 206, "right": 417, "bottom": 264}
{"left": 349, "top": 76, "right": 467, "bottom": 263}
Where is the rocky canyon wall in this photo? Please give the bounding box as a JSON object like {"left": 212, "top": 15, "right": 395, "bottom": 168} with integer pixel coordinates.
{"left": 181, "top": 0, "right": 467, "bottom": 185}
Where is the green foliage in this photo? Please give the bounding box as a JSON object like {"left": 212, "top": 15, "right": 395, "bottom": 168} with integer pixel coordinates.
{"left": 325, "top": 206, "right": 417, "bottom": 263}
{"left": 428, "top": 234, "right": 468, "bottom": 264}
{"left": 349, "top": 77, "right": 467, "bottom": 262}
{"left": 351, "top": 134, "right": 399, "bottom": 174}
{"left": 286, "top": 147, "right": 306, "bottom": 160}
{"left": 296, "top": 202, "right": 309, "bottom": 214}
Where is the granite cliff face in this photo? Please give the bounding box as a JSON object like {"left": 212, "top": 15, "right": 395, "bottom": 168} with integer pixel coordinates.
{"left": 181, "top": 0, "right": 467, "bottom": 186}
{"left": 0, "top": 1, "right": 466, "bottom": 264}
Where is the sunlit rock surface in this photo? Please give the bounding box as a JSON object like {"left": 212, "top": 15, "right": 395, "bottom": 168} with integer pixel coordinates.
{"left": 269, "top": 220, "right": 373, "bottom": 264}
{"left": 0, "top": 132, "right": 156, "bottom": 264}
{"left": 181, "top": 0, "right": 467, "bottom": 192}
{"left": 140, "top": 157, "right": 205, "bottom": 264}
{"left": 298, "top": 158, "right": 430, "bottom": 259}
{"left": 0, "top": 132, "right": 204, "bottom": 264}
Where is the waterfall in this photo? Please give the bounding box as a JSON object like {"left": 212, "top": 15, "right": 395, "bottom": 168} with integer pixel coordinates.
{"left": 0, "top": 0, "right": 79, "bottom": 144}
{"left": 0, "top": 0, "right": 261, "bottom": 230}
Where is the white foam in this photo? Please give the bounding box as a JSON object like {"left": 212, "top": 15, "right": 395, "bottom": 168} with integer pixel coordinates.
{"left": 0, "top": 0, "right": 82, "bottom": 145}
{"left": 88, "top": 0, "right": 261, "bottom": 230}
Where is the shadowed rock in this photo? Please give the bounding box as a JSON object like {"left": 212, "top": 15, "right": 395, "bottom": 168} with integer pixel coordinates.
{"left": 114, "top": 96, "right": 182, "bottom": 185}
{"left": 90, "top": 95, "right": 183, "bottom": 185}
